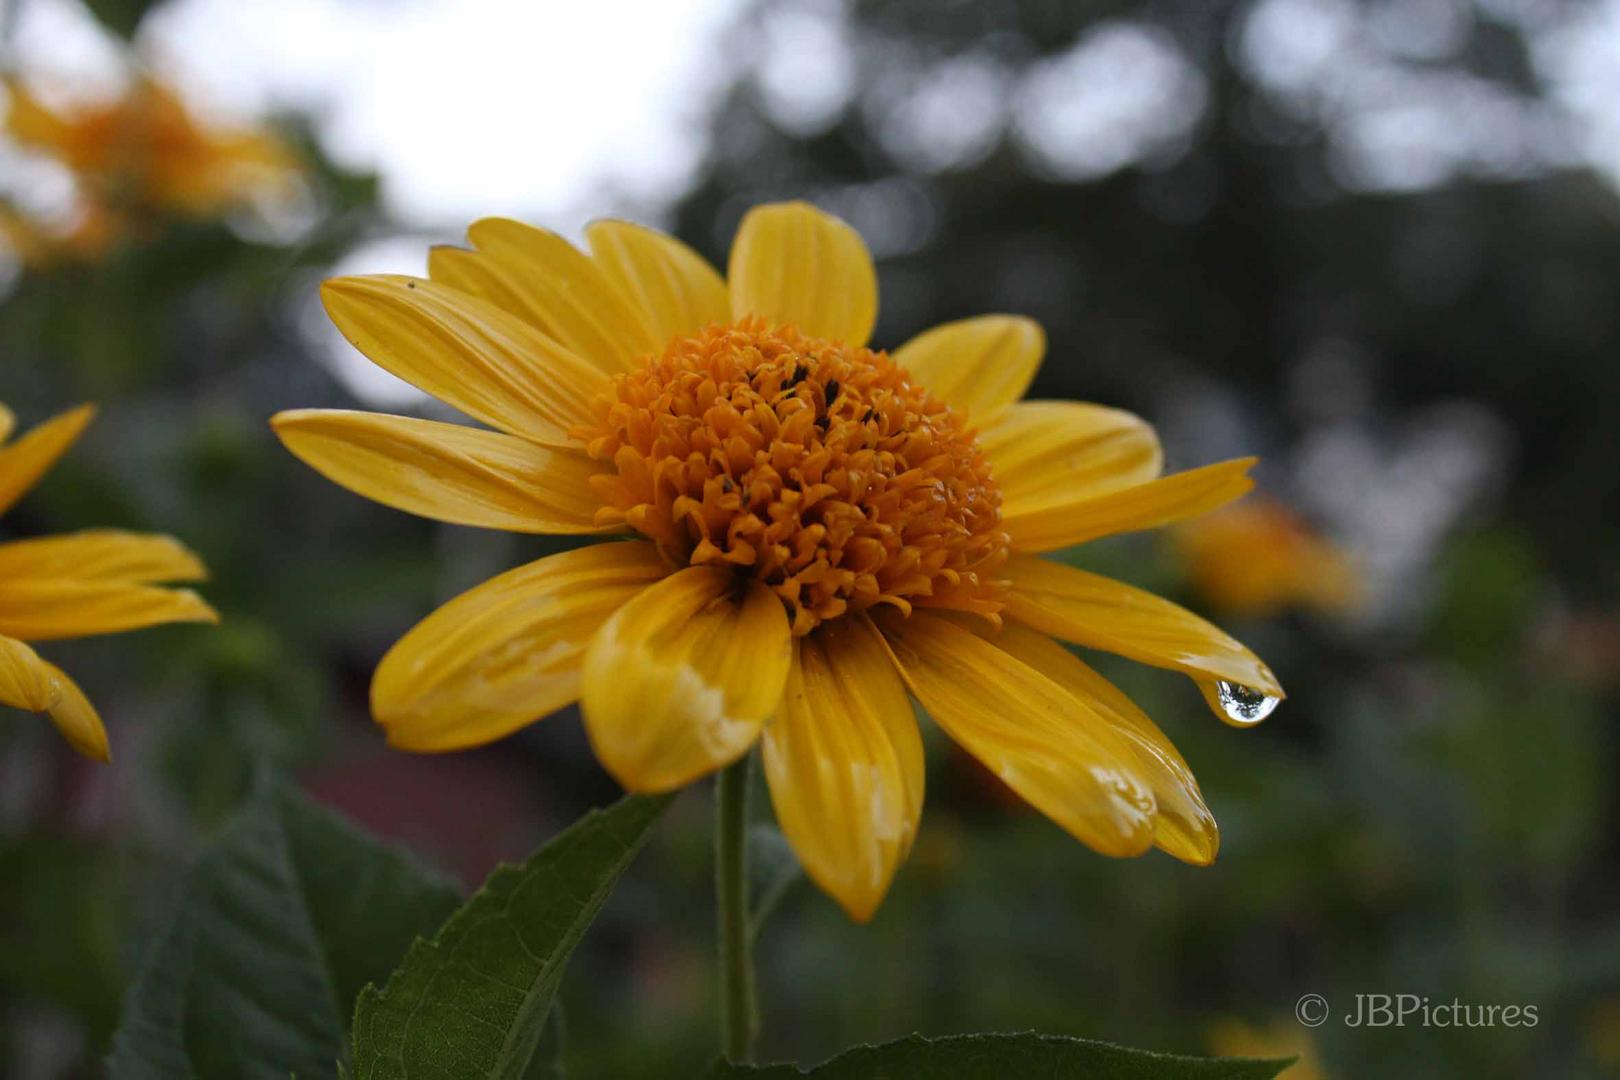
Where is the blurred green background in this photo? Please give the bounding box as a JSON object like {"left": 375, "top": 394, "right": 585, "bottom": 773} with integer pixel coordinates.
{"left": 2, "top": 0, "right": 1618, "bottom": 1076}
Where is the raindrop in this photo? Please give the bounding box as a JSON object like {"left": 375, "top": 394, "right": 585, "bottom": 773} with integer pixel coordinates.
{"left": 1204, "top": 679, "right": 1280, "bottom": 727}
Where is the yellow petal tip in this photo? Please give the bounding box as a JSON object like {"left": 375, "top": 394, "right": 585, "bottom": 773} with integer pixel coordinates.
{"left": 175, "top": 591, "right": 221, "bottom": 625}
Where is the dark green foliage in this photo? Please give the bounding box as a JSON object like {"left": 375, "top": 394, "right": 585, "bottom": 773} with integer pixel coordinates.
{"left": 106, "top": 782, "right": 460, "bottom": 1078}
{"left": 711, "top": 1032, "right": 1293, "bottom": 1079}
{"left": 350, "top": 794, "right": 672, "bottom": 1080}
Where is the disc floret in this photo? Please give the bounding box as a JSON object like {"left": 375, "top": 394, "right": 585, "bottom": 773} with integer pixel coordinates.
{"left": 579, "top": 319, "right": 1010, "bottom": 635}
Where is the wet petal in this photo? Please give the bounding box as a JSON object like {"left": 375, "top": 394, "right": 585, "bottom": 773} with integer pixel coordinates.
{"left": 0, "top": 404, "right": 95, "bottom": 516}
{"left": 1003, "top": 555, "right": 1284, "bottom": 698}
{"left": 321, "top": 275, "right": 607, "bottom": 445}
{"left": 0, "top": 634, "right": 60, "bottom": 712}
{"left": 980, "top": 400, "right": 1162, "bottom": 507}
{"left": 0, "top": 530, "right": 206, "bottom": 584}
{"left": 586, "top": 219, "right": 730, "bottom": 345}
{"left": 875, "top": 609, "right": 1157, "bottom": 858}
{"left": 892, "top": 315, "right": 1044, "bottom": 420}
{"left": 374, "top": 541, "right": 666, "bottom": 751}
{"left": 763, "top": 615, "right": 923, "bottom": 922}
{"left": 1003, "top": 458, "right": 1257, "bottom": 553}
{"left": 0, "top": 581, "right": 218, "bottom": 641}
{"left": 581, "top": 565, "right": 791, "bottom": 793}
{"left": 42, "top": 662, "right": 109, "bottom": 762}
{"left": 728, "top": 201, "right": 877, "bottom": 347}
{"left": 466, "top": 217, "right": 663, "bottom": 372}
{"left": 992, "top": 620, "right": 1218, "bottom": 864}
{"left": 272, "top": 409, "right": 607, "bottom": 534}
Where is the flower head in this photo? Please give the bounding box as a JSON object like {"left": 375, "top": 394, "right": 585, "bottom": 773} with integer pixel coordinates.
{"left": 274, "top": 202, "right": 1281, "bottom": 920}
{"left": 578, "top": 318, "right": 1009, "bottom": 635}
{"left": 2, "top": 76, "right": 299, "bottom": 261}
{"left": 0, "top": 404, "right": 217, "bottom": 759}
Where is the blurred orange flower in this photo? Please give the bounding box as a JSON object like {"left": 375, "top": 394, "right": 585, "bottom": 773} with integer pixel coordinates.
{"left": 0, "top": 403, "right": 217, "bottom": 760}
{"left": 1174, "top": 496, "right": 1357, "bottom": 619}
{"left": 1206, "top": 1016, "right": 1325, "bottom": 1079}
{"left": 2, "top": 75, "right": 300, "bottom": 262}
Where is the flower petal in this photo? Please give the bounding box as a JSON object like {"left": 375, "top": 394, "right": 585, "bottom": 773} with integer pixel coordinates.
{"left": 991, "top": 620, "right": 1218, "bottom": 864}
{"left": 1003, "top": 555, "right": 1284, "bottom": 698}
{"left": 0, "top": 530, "right": 207, "bottom": 584}
{"left": 875, "top": 609, "right": 1157, "bottom": 858}
{"left": 581, "top": 565, "right": 791, "bottom": 793}
{"left": 0, "top": 581, "right": 218, "bottom": 641}
{"left": 42, "top": 662, "right": 109, "bottom": 762}
{"left": 321, "top": 275, "right": 608, "bottom": 445}
{"left": 425, "top": 245, "right": 554, "bottom": 333}
{"left": 727, "top": 201, "right": 877, "bottom": 347}
{"left": 0, "top": 634, "right": 60, "bottom": 712}
{"left": 0, "top": 404, "right": 95, "bottom": 516}
{"left": 891, "top": 315, "right": 1044, "bottom": 420}
{"left": 763, "top": 615, "right": 923, "bottom": 922}
{"left": 0, "top": 402, "right": 14, "bottom": 443}
{"left": 373, "top": 540, "right": 667, "bottom": 751}
{"left": 271, "top": 409, "right": 607, "bottom": 534}
{"left": 980, "top": 400, "right": 1162, "bottom": 507}
{"left": 465, "top": 217, "right": 663, "bottom": 372}
{"left": 0, "top": 643, "right": 103, "bottom": 761}
{"left": 586, "top": 219, "right": 730, "bottom": 345}
{"left": 1003, "top": 458, "right": 1257, "bottom": 553}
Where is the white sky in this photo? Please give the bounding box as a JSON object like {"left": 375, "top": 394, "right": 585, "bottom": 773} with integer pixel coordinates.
{"left": 10, "top": 0, "right": 1620, "bottom": 405}
{"left": 16, "top": 0, "right": 1620, "bottom": 213}
{"left": 12, "top": 0, "right": 745, "bottom": 226}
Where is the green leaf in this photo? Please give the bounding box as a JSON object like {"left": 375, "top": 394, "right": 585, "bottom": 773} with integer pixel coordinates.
{"left": 524, "top": 1004, "right": 568, "bottom": 1080}
{"left": 82, "top": 0, "right": 163, "bottom": 38}
{"left": 710, "top": 1032, "right": 1295, "bottom": 1079}
{"left": 0, "top": 833, "right": 124, "bottom": 1041}
{"left": 107, "top": 781, "right": 461, "bottom": 1079}
{"left": 351, "top": 793, "right": 673, "bottom": 1080}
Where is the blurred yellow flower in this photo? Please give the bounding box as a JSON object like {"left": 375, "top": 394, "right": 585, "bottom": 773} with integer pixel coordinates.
{"left": 0, "top": 404, "right": 217, "bottom": 760}
{"left": 1586, "top": 995, "right": 1620, "bottom": 1068}
{"left": 1174, "top": 496, "right": 1357, "bottom": 618}
{"left": 274, "top": 201, "right": 1281, "bottom": 920}
{"left": 0, "top": 202, "right": 118, "bottom": 266}
{"left": 1207, "top": 1017, "right": 1324, "bottom": 1079}
{"left": 1, "top": 75, "right": 299, "bottom": 261}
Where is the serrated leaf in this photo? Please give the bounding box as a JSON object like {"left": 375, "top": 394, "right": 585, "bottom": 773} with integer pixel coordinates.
{"left": 351, "top": 793, "right": 672, "bottom": 1080}
{"left": 107, "top": 782, "right": 461, "bottom": 1079}
{"left": 710, "top": 1032, "right": 1295, "bottom": 1079}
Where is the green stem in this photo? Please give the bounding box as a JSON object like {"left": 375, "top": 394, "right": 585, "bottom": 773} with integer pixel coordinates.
{"left": 715, "top": 753, "right": 756, "bottom": 1063}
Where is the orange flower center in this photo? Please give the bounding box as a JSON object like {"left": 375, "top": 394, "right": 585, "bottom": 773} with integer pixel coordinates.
{"left": 577, "top": 319, "right": 1010, "bottom": 635}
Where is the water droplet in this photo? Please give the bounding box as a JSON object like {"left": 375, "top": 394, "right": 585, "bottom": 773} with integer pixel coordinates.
{"left": 1204, "top": 679, "right": 1280, "bottom": 727}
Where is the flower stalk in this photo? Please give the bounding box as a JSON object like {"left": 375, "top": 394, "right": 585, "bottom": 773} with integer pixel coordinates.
{"left": 715, "top": 752, "right": 757, "bottom": 1062}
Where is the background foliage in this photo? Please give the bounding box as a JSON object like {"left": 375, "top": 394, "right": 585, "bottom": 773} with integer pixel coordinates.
{"left": 1, "top": 0, "right": 1617, "bottom": 1077}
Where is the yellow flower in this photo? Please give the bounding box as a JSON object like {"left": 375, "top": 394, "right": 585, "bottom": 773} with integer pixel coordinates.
{"left": 273, "top": 202, "right": 1281, "bottom": 921}
{"left": 1174, "top": 496, "right": 1357, "bottom": 618}
{"left": 2, "top": 76, "right": 299, "bottom": 258}
{"left": 0, "top": 404, "right": 217, "bottom": 760}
